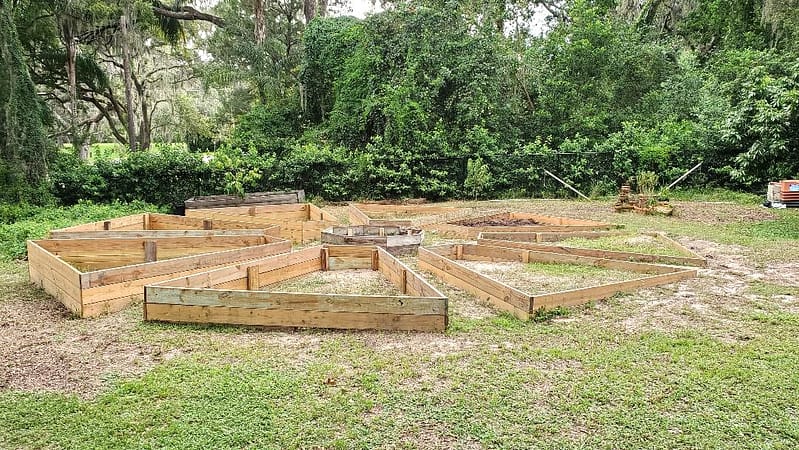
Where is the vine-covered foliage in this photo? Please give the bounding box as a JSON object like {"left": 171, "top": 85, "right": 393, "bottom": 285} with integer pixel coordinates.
{"left": 0, "top": 0, "right": 53, "bottom": 202}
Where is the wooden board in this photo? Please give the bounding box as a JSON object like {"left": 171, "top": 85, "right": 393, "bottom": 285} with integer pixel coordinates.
{"left": 144, "top": 245, "right": 447, "bottom": 332}
{"left": 144, "top": 303, "right": 445, "bottom": 332}
{"left": 184, "top": 190, "right": 306, "bottom": 209}
{"left": 477, "top": 235, "right": 706, "bottom": 267}
{"left": 417, "top": 243, "right": 697, "bottom": 320}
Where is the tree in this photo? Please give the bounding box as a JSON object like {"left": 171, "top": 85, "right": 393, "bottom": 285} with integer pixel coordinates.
{"left": 0, "top": 0, "right": 52, "bottom": 201}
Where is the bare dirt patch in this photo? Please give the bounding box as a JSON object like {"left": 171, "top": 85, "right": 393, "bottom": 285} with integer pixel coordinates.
{"left": 460, "top": 260, "right": 640, "bottom": 295}
{"left": 266, "top": 269, "right": 403, "bottom": 296}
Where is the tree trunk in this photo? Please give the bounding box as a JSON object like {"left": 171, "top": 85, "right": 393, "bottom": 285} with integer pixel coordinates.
{"left": 303, "top": 0, "right": 316, "bottom": 23}
{"left": 120, "top": 13, "right": 138, "bottom": 151}
{"left": 253, "top": 0, "right": 266, "bottom": 44}
{"left": 317, "top": 0, "right": 328, "bottom": 17}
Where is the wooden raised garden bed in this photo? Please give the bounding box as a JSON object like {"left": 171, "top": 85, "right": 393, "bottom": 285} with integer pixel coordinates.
{"left": 348, "top": 203, "right": 459, "bottom": 227}
{"left": 145, "top": 245, "right": 448, "bottom": 332}
{"left": 321, "top": 225, "right": 423, "bottom": 255}
{"left": 185, "top": 203, "right": 338, "bottom": 244}
{"left": 49, "top": 213, "right": 281, "bottom": 239}
{"left": 418, "top": 243, "right": 696, "bottom": 320}
{"left": 28, "top": 235, "right": 291, "bottom": 318}
{"left": 184, "top": 190, "right": 306, "bottom": 209}
{"left": 425, "top": 212, "right": 617, "bottom": 239}
{"left": 477, "top": 231, "right": 706, "bottom": 267}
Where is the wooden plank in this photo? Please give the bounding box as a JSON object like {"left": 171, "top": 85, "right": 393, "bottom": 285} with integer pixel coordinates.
{"left": 533, "top": 269, "right": 697, "bottom": 309}
{"left": 49, "top": 229, "right": 271, "bottom": 239}
{"left": 51, "top": 214, "right": 147, "bottom": 233}
{"left": 80, "top": 240, "right": 291, "bottom": 289}
{"left": 154, "top": 247, "right": 320, "bottom": 289}
{"left": 260, "top": 257, "right": 322, "bottom": 286}
{"left": 348, "top": 205, "right": 371, "bottom": 226}
{"left": 37, "top": 235, "right": 268, "bottom": 252}
{"left": 418, "top": 247, "right": 531, "bottom": 312}
{"left": 144, "top": 303, "right": 446, "bottom": 332}
{"left": 326, "top": 245, "right": 376, "bottom": 258}
{"left": 184, "top": 190, "right": 305, "bottom": 209}
{"left": 418, "top": 257, "right": 529, "bottom": 320}
{"left": 328, "top": 257, "right": 373, "bottom": 270}
{"left": 27, "top": 242, "right": 83, "bottom": 315}
{"left": 477, "top": 238, "right": 706, "bottom": 267}
{"left": 146, "top": 287, "right": 446, "bottom": 315}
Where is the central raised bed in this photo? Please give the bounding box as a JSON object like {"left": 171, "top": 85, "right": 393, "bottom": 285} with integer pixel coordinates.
{"left": 28, "top": 234, "right": 291, "bottom": 317}
{"left": 321, "top": 225, "right": 423, "bottom": 255}
{"left": 418, "top": 243, "right": 696, "bottom": 320}
{"left": 145, "top": 245, "right": 448, "bottom": 332}
{"left": 425, "top": 212, "right": 616, "bottom": 239}
{"left": 185, "top": 203, "right": 338, "bottom": 244}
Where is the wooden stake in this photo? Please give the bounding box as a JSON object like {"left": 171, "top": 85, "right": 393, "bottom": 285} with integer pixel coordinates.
{"left": 144, "top": 240, "right": 157, "bottom": 263}
{"left": 203, "top": 219, "right": 213, "bottom": 230}
{"left": 321, "top": 248, "right": 329, "bottom": 271}
{"left": 247, "top": 266, "right": 260, "bottom": 291}
{"left": 103, "top": 221, "right": 112, "bottom": 230}
{"left": 543, "top": 169, "right": 590, "bottom": 200}
{"left": 400, "top": 269, "right": 407, "bottom": 294}
{"left": 371, "top": 249, "right": 379, "bottom": 270}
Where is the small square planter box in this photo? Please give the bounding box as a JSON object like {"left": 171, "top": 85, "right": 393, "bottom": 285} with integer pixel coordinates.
{"left": 321, "top": 225, "right": 424, "bottom": 255}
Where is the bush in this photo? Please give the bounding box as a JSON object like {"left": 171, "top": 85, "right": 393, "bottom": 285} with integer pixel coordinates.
{"left": 0, "top": 200, "right": 160, "bottom": 260}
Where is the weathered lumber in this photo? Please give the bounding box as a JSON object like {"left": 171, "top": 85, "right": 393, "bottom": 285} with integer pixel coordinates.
{"left": 145, "top": 245, "right": 448, "bottom": 332}
{"left": 477, "top": 235, "right": 707, "bottom": 267}
{"left": 322, "top": 226, "right": 423, "bottom": 255}
{"left": 417, "top": 243, "right": 697, "bottom": 320}
{"left": 425, "top": 213, "right": 617, "bottom": 240}
{"left": 184, "top": 190, "right": 306, "bottom": 209}
{"left": 28, "top": 234, "right": 291, "bottom": 318}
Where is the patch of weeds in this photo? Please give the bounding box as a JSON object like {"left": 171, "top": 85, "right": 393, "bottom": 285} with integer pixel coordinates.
{"left": 748, "top": 281, "right": 799, "bottom": 297}
{"left": 749, "top": 311, "right": 799, "bottom": 326}
{"left": 532, "top": 306, "right": 570, "bottom": 323}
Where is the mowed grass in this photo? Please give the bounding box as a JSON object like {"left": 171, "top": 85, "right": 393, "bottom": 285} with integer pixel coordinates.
{"left": 1, "top": 198, "right": 799, "bottom": 449}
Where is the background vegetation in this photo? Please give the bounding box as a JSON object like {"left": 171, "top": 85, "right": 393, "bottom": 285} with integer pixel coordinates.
{"left": 2, "top": 0, "right": 798, "bottom": 205}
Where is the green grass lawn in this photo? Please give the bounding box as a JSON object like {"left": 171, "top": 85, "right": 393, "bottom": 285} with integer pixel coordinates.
{"left": 1, "top": 198, "right": 798, "bottom": 449}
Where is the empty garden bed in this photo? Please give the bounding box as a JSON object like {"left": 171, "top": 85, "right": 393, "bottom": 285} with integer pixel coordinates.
{"left": 28, "top": 234, "right": 291, "bottom": 318}
{"left": 426, "top": 212, "right": 616, "bottom": 239}
{"left": 478, "top": 231, "right": 706, "bottom": 267}
{"left": 418, "top": 243, "right": 697, "bottom": 320}
{"left": 145, "top": 245, "right": 448, "bottom": 332}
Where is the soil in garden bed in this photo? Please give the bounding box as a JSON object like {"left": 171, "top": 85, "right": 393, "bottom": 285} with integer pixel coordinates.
{"left": 453, "top": 217, "right": 542, "bottom": 227}
{"left": 265, "top": 269, "right": 404, "bottom": 296}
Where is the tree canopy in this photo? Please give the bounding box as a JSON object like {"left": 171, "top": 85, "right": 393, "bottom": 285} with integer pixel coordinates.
{"left": 2, "top": 0, "right": 798, "bottom": 203}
